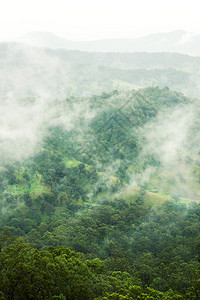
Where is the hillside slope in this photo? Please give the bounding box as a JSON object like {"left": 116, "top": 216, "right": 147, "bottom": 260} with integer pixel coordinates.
{"left": 0, "top": 43, "right": 200, "bottom": 98}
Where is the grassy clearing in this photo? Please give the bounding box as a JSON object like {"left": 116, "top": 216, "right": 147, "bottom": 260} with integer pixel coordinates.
{"left": 63, "top": 158, "right": 93, "bottom": 170}
{"left": 117, "top": 185, "right": 170, "bottom": 206}
{"left": 6, "top": 174, "right": 49, "bottom": 197}
{"left": 64, "top": 159, "right": 81, "bottom": 168}
{"left": 144, "top": 190, "right": 171, "bottom": 206}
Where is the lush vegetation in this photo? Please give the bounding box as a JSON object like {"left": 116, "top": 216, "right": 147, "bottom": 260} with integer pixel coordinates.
{"left": 0, "top": 87, "right": 200, "bottom": 299}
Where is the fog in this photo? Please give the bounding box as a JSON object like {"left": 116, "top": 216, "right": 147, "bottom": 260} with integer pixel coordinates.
{"left": 0, "top": 41, "right": 200, "bottom": 202}
{"left": 130, "top": 101, "right": 200, "bottom": 198}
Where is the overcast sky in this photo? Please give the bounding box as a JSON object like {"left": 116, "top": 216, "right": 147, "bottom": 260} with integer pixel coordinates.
{"left": 0, "top": 0, "right": 199, "bottom": 41}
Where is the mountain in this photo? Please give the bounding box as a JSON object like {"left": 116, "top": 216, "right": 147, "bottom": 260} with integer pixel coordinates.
{"left": 0, "top": 42, "right": 200, "bottom": 99}
{"left": 16, "top": 30, "right": 200, "bottom": 56}
{"left": 17, "top": 31, "right": 78, "bottom": 49}
{"left": 0, "top": 87, "right": 200, "bottom": 298}
{"left": 1, "top": 34, "right": 200, "bottom": 298}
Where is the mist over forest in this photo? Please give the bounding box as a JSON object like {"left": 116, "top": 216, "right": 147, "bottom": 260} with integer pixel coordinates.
{"left": 0, "top": 27, "right": 200, "bottom": 299}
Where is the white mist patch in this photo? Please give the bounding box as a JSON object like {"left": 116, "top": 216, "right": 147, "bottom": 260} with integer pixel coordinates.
{"left": 0, "top": 96, "right": 45, "bottom": 162}
{"left": 0, "top": 43, "right": 72, "bottom": 99}
{"left": 0, "top": 43, "right": 97, "bottom": 164}
{"left": 0, "top": 94, "right": 95, "bottom": 164}
{"left": 131, "top": 103, "right": 200, "bottom": 197}
{"left": 142, "top": 105, "right": 194, "bottom": 167}
{"left": 176, "top": 32, "right": 196, "bottom": 45}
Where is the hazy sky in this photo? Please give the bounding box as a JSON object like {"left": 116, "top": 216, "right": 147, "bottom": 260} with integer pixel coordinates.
{"left": 0, "top": 0, "right": 199, "bottom": 41}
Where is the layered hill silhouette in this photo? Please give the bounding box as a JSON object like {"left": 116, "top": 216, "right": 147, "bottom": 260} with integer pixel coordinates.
{"left": 16, "top": 30, "right": 200, "bottom": 56}
{"left": 0, "top": 42, "right": 200, "bottom": 98}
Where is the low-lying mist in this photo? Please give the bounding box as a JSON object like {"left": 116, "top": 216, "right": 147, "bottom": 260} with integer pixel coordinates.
{"left": 0, "top": 94, "right": 94, "bottom": 164}
{"left": 131, "top": 100, "right": 200, "bottom": 198}
{"left": 0, "top": 42, "right": 200, "bottom": 202}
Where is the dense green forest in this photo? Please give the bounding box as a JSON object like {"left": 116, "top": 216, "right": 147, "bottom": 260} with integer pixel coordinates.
{"left": 0, "top": 87, "right": 200, "bottom": 299}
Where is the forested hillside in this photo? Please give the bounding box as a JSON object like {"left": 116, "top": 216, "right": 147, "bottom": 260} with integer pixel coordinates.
{"left": 1, "top": 87, "right": 200, "bottom": 299}
{"left": 1, "top": 43, "right": 200, "bottom": 98}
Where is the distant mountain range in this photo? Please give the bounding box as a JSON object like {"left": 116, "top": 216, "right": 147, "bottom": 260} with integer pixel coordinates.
{"left": 15, "top": 30, "right": 200, "bottom": 56}
{"left": 0, "top": 42, "right": 200, "bottom": 99}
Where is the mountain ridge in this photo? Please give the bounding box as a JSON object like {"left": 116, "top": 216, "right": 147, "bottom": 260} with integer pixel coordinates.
{"left": 0, "top": 42, "right": 200, "bottom": 99}
{"left": 15, "top": 30, "right": 200, "bottom": 56}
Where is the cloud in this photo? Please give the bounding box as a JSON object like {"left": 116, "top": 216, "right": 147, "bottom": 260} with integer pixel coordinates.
{"left": 131, "top": 102, "right": 200, "bottom": 197}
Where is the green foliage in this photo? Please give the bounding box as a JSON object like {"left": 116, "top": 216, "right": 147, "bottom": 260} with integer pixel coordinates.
{"left": 0, "top": 87, "right": 200, "bottom": 298}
